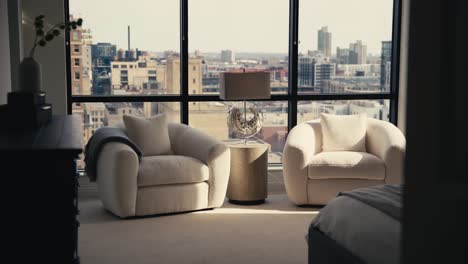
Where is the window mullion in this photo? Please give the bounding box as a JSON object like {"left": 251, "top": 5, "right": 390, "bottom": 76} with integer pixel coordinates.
{"left": 288, "top": 0, "right": 299, "bottom": 131}
{"left": 180, "top": 0, "right": 189, "bottom": 124}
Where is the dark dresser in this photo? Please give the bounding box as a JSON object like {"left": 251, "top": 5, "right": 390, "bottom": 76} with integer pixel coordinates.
{"left": 0, "top": 115, "right": 82, "bottom": 263}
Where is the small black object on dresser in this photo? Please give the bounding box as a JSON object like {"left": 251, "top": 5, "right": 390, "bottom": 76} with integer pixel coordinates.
{"left": 0, "top": 115, "right": 82, "bottom": 263}
{"left": 0, "top": 91, "right": 52, "bottom": 128}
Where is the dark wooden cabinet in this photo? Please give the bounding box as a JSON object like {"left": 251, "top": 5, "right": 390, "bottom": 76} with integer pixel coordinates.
{"left": 0, "top": 115, "right": 82, "bottom": 263}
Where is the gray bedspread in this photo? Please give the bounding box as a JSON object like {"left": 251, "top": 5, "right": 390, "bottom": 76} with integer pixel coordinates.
{"left": 311, "top": 184, "right": 403, "bottom": 264}
{"left": 338, "top": 184, "right": 402, "bottom": 221}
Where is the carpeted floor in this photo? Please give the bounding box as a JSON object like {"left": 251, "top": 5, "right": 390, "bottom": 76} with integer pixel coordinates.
{"left": 79, "top": 194, "right": 320, "bottom": 264}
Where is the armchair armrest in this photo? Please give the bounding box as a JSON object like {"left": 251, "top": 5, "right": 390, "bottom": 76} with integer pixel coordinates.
{"left": 366, "top": 119, "right": 406, "bottom": 184}
{"left": 169, "top": 123, "right": 231, "bottom": 208}
{"left": 283, "top": 121, "right": 322, "bottom": 204}
{"left": 96, "top": 142, "right": 139, "bottom": 218}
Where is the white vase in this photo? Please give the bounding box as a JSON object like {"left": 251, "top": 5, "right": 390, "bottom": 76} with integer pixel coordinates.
{"left": 18, "top": 57, "right": 42, "bottom": 93}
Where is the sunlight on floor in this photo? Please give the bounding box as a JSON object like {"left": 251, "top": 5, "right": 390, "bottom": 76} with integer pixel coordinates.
{"left": 195, "top": 208, "right": 319, "bottom": 215}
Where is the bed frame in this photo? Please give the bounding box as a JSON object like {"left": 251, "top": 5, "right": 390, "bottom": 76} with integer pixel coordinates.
{"left": 308, "top": 227, "right": 365, "bottom": 264}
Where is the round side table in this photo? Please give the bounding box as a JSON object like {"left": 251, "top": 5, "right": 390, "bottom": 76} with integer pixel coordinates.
{"left": 227, "top": 143, "right": 270, "bottom": 205}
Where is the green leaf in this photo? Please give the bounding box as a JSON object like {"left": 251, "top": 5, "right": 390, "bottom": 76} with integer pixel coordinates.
{"left": 77, "top": 18, "right": 83, "bottom": 26}
{"left": 36, "top": 29, "right": 44, "bottom": 36}
{"left": 39, "top": 40, "right": 47, "bottom": 46}
{"left": 53, "top": 29, "right": 60, "bottom": 36}
{"left": 59, "top": 25, "right": 66, "bottom": 29}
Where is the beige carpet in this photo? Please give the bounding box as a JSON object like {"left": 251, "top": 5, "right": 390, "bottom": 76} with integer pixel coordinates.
{"left": 79, "top": 194, "right": 320, "bottom": 264}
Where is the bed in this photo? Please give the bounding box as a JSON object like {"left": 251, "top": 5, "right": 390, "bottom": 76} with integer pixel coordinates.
{"left": 307, "top": 184, "right": 402, "bottom": 264}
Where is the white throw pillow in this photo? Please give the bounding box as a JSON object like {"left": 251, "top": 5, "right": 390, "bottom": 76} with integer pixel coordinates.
{"left": 123, "top": 114, "right": 171, "bottom": 156}
{"left": 320, "top": 113, "right": 367, "bottom": 152}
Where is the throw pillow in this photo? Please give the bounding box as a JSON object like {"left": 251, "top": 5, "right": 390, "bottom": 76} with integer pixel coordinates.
{"left": 123, "top": 114, "right": 171, "bottom": 156}
{"left": 320, "top": 113, "right": 367, "bottom": 152}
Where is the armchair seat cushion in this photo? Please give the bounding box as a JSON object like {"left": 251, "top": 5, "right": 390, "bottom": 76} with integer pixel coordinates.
{"left": 138, "top": 155, "right": 209, "bottom": 187}
{"left": 308, "top": 151, "right": 385, "bottom": 180}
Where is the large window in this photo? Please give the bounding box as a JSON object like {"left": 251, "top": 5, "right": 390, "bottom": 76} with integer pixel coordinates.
{"left": 69, "top": 0, "right": 179, "bottom": 96}
{"left": 189, "top": 0, "right": 289, "bottom": 95}
{"left": 67, "top": 0, "right": 399, "bottom": 167}
{"left": 298, "top": 0, "right": 394, "bottom": 94}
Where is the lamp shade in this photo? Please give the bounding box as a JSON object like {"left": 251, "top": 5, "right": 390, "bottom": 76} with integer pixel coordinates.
{"left": 219, "top": 72, "right": 271, "bottom": 100}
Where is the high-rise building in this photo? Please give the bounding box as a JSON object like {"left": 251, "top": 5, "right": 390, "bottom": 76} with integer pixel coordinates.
{"left": 93, "top": 72, "right": 111, "bottom": 95}
{"left": 82, "top": 103, "right": 107, "bottom": 142}
{"left": 314, "top": 62, "right": 336, "bottom": 89}
{"left": 349, "top": 40, "right": 367, "bottom": 64}
{"left": 298, "top": 56, "right": 336, "bottom": 92}
{"left": 298, "top": 57, "right": 315, "bottom": 88}
{"left": 110, "top": 60, "right": 166, "bottom": 93}
{"left": 166, "top": 57, "right": 203, "bottom": 94}
{"left": 380, "top": 41, "right": 392, "bottom": 91}
{"left": 70, "top": 24, "right": 92, "bottom": 96}
{"left": 317, "top": 26, "right": 332, "bottom": 58}
{"left": 220, "top": 49, "right": 235, "bottom": 63}
{"left": 91, "top": 42, "right": 117, "bottom": 74}
{"left": 336, "top": 47, "right": 350, "bottom": 64}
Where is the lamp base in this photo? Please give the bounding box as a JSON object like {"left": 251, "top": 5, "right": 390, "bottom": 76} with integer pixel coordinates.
{"left": 227, "top": 101, "right": 263, "bottom": 140}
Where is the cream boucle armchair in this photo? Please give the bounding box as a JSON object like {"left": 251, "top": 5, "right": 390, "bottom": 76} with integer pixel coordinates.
{"left": 283, "top": 118, "right": 405, "bottom": 205}
{"left": 96, "top": 123, "right": 231, "bottom": 218}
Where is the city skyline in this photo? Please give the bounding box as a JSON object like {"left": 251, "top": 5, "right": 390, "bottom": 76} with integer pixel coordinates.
{"left": 70, "top": 0, "right": 393, "bottom": 55}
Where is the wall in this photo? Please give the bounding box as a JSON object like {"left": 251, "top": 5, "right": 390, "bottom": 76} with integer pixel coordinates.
{"left": 402, "top": 0, "right": 468, "bottom": 262}
{"left": 0, "top": 0, "right": 11, "bottom": 104}
{"left": 22, "top": 0, "right": 67, "bottom": 114}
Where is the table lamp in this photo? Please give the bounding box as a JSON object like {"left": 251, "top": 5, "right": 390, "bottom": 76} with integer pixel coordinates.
{"left": 219, "top": 71, "right": 271, "bottom": 143}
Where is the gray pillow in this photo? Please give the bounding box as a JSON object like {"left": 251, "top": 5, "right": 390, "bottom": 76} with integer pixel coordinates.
{"left": 123, "top": 114, "right": 171, "bottom": 156}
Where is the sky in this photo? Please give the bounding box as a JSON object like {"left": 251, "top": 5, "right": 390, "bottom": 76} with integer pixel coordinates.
{"left": 70, "top": 0, "right": 394, "bottom": 55}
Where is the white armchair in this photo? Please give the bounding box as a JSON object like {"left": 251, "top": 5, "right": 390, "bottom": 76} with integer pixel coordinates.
{"left": 96, "top": 123, "right": 231, "bottom": 218}
{"left": 283, "top": 118, "right": 405, "bottom": 205}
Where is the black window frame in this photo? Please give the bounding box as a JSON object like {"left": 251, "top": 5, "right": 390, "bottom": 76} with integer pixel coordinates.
{"left": 65, "top": 0, "right": 401, "bottom": 143}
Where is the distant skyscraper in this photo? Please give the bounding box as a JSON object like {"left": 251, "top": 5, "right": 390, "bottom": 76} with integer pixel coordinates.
{"left": 336, "top": 47, "right": 350, "bottom": 64}
{"left": 70, "top": 26, "right": 92, "bottom": 95}
{"left": 318, "top": 26, "right": 332, "bottom": 58}
{"left": 349, "top": 40, "right": 367, "bottom": 64}
{"left": 91, "top": 42, "right": 117, "bottom": 74}
{"left": 166, "top": 57, "right": 203, "bottom": 94}
{"left": 220, "top": 50, "right": 235, "bottom": 63}
{"left": 298, "top": 56, "right": 336, "bottom": 91}
{"left": 314, "top": 62, "right": 336, "bottom": 89}
{"left": 380, "top": 41, "right": 392, "bottom": 91}
{"left": 298, "top": 57, "right": 315, "bottom": 88}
